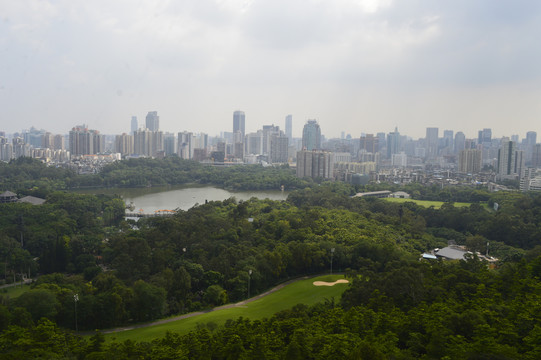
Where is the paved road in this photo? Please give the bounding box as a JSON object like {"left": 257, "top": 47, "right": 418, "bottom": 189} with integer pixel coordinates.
{"left": 99, "top": 275, "right": 312, "bottom": 335}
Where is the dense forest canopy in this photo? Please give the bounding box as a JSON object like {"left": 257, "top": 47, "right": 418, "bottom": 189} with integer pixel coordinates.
{"left": 1, "top": 158, "right": 541, "bottom": 358}
{"left": 0, "top": 157, "right": 312, "bottom": 192}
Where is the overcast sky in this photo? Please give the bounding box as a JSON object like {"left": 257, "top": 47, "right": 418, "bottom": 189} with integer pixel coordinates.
{"left": 1, "top": 0, "right": 541, "bottom": 139}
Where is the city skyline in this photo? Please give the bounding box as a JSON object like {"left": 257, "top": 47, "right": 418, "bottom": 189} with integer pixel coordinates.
{"left": 3, "top": 120, "right": 541, "bottom": 144}
{"left": 2, "top": 2, "right": 541, "bottom": 138}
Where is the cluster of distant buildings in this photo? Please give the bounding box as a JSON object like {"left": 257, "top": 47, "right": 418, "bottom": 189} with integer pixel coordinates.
{"left": 422, "top": 241, "right": 498, "bottom": 267}
{"left": 2, "top": 115, "right": 541, "bottom": 191}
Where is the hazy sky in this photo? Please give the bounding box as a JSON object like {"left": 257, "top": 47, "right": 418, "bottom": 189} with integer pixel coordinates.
{"left": 2, "top": 0, "right": 541, "bottom": 139}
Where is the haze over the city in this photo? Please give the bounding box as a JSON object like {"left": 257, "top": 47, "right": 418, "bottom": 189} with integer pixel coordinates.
{"left": 2, "top": 0, "right": 541, "bottom": 138}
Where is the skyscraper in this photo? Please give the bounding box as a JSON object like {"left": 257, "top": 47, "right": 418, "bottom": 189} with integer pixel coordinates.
{"left": 532, "top": 144, "right": 541, "bottom": 168}
{"left": 478, "top": 128, "right": 492, "bottom": 145}
{"left": 526, "top": 131, "right": 537, "bottom": 146}
{"left": 131, "top": 116, "right": 138, "bottom": 134}
{"left": 302, "top": 120, "right": 321, "bottom": 151}
{"left": 425, "top": 127, "right": 439, "bottom": 159}
{"left": 233, "top": 111, "right": 245, "bottom": 138}
{"left": 285, "top": 114, "right": 292, "bottom": 142}
{"left": 386, "top": 127, "right": 401, "bottom": 159}
{"left": 145, "top": 111, "right": 159, "bottom": 131}
{"left": 454, "top": 132, "right": 466, "bottom": 154}
{"left": 443, "top": 130, "right": 453, "bottom": 148}
{"left": 497, "top": 139, "right": 524, "bottom": 180}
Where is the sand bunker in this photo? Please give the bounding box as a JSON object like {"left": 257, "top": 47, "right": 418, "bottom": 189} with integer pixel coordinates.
{"left": 313, "top": 279, "right": 349, "bottom": 286}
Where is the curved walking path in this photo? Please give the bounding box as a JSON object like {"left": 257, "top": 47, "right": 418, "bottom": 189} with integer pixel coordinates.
{"left": 0, "top": 278, "right": 33, "bottom": 289}
{"left": 99, "top": 275, "right": 318, "bottom": 335}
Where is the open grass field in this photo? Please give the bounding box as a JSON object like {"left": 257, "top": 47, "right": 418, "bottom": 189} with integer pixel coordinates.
{"left": 105, "top": 274, "right": 349, "bottom": 343}
{"left": 0, "top": 283, "right": 31, "bottom": 299}
{"left": 384, "top": 197, "right": 488, "bottom": 209}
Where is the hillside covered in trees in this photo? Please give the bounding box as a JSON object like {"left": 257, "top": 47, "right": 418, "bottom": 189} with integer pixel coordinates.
{"left": 1, "top": 158, "right": 541, "bottom": 358}
{"left": 0, "top": 157, "right": 311, "bottom": 193}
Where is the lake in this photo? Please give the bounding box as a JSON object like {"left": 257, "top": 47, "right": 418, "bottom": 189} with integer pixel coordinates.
{"left": 75, "top": 185, "right": 289, "bottom": 213}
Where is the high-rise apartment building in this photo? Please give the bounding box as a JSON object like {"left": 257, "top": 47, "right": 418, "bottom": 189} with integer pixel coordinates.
{"left": 458, "top": 149, "right": 482, "bottom": 174}
{"left": 233, "top": 111, "right": 245, "bottom": 138}
{"left": 285, "top": 115, "right": 292, "bottom": 142}
{"left": 376, "top": 132, "right": 386, "bottom": 149}
{"left": 12, "top": 137, "right": 31, "bottom": 158}
{"left": 163, "top": 133, "right": 176, "bottom": 156}
{"left": 69, "top": 125, "right": 104, "bottom": 156}
{"left": 145, "top": 111, "right": 159, "bottom": 131}
{"left": 359, "top": 134, "right": 379, "bottom": 153}
{"left": 261, "top": 125, "right": 281, "bottom": 156}
{"left": 178, "top": 132, "right": 206, "bottom": 159}
{"left": 391, "top": 152, "right": 407, "bottom": 167}
{"left": 302, "top": 120, "right": 321, "bottom": 151}
{"left": 270, "top": 134, "right": 289, "bottom": 163}
{"left": 134, "top": 129, "right": 153, "bottom": 157}
{"left": 178, "top": 131, "right": 194, "bottom": 159}
{"left": 41, "top": 132, "right": 54, "bottom": 149}
{"left": 0, "top": 136, "right": 12, "bottom": 161}
{"left": 296, "top": 150, "right": 334, "bottom": 179}
{"left": 133, "top": 129, "right": 162, "bottom": 157}
{"left": 53, "top": 134, "right": 65, "bottom": 150}
{"left": 23, "top": 127, "right": 46, "bottom": 148}
{"left": 245, "top": 131, "right": 263, "bottom": 155}
{"left": 115, "top": 133, "right": 134, "bottom": 156}
{"left": 523, "top": 131, "right": 537, "bottom": 165}
{"left": 233, "top": 142, "right": 244, "bottom": 159}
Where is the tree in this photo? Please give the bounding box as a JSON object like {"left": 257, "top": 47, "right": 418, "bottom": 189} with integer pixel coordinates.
{"left": 130, "top": 280, "right": 166, "bottom": 322}
{"left": 204, "top": 285, "right": 227, "bottom": 306}
{"left": 14, "top": 289, "right": 59, "bottom": 322}
{"left": 466, "top": 234, "right": 488, "bottom": 254}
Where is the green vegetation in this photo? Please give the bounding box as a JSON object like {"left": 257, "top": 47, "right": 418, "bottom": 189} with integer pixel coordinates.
{"left": 108, "top": 274, "right": 348, "bottom": 342}
{"left": 0, "top": 157, "right": 312, "bottom": 193}
{"left": 2, "top": 159, "right": 541, "bottom": 358}
{"left": 0, "top": 284, "right": 31, "bottom": 299}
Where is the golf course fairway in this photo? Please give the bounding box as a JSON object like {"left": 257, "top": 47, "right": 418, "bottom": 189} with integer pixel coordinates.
{"left": 104, "top": 274, "right": 349, "bottom": 343}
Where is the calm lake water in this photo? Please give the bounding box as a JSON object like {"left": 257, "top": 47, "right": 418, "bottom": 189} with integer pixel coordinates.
{"left": 76, "top": 185, "right": 289, "bottom": 213}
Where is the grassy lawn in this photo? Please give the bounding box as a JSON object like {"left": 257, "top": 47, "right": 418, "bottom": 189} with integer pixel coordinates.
{"left": 105, "top": 274, "right": 349, "bottom": 343}
{"left": 384, "top": 197, "right": 487, "bottom": 209}
{"left": 0, "top": 283, "right": 31, "bottom": 299}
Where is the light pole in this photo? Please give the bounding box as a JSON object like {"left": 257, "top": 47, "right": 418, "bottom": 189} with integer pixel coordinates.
{"left": 248, "top": 269, "right": 252, "bottom": 299}
{"left": 330, "top": 248, "right": 335, "bottom": 275}
{"left": 74, "top": 294, "right": 79, "bottom": 332}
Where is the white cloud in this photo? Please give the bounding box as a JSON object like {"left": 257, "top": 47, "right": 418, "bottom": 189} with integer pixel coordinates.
{"left": 1, "top": 0, "right": 541, "bottom": 138}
